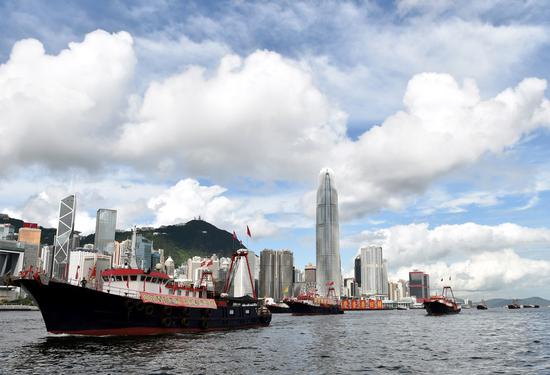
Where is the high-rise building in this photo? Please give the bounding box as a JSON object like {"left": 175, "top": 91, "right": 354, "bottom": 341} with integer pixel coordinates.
{"left": 230, "top": 250, "right": 257, "bottom": 297}
{"left": 0, "top": 224, "right": 15, "bottom": 240}
{"left": 360, "top": 246, "right": 387, "bottom": 297}
{"left": 52, "top": 195, "right": 76, "bottom": 280}
{"left": 354, "top": 255, "right": 361, "bottom": 288}
{"left": 94, "top": 209, "right": 117, "bottom": 254}
{"left": 343, "top": 277, "right": 358, "bottom": 297}
{"left": 316, "top": 168, "right": 341, "bottom": 297}
{"left": 259, "top": 249, "right": 294, "bottom": 301}
{"left": 18, "top": 223, "right": 41, "bottom": 269}
{"left": 165, "top": 256, "right": 175, "bottom": 276}
{"left": 304, "top": 263, "right": 316, "bottom": 289}
{"left": 409, "top": 270, "right": 430, "bottom": 302}
{"left": 134, "top": 234, "right": 153, "bottom": 271}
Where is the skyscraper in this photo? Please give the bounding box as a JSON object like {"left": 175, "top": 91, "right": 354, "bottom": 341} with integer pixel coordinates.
{"left": 259, "top": 249, "right": 294, "bottom": 301}
{"left": 316, "top": 168, "right": 341, "bottom": 297}
{"left": 52, "top": 195, "right": 76, "bottom": 280}
{"left": 409, "top": 270, "right": 430, "bottom": 302}
{"left": 94, "top": 209, "right": 117, "bottom": 254}
{"left": 360, "top": 246, "right": 387, "bottom": 297}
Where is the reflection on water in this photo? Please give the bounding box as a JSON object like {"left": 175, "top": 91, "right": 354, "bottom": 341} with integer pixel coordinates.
{"left": 2, "top": 309, "right": 550, "bottom": 374}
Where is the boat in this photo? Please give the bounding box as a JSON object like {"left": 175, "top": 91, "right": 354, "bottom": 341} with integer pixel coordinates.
{"left": 424, "top": 286, "right": 461, "bottom": 315}
{"left": 476, "top": 300, "right": 488, "bottom": 310}
{"left": 284, "top": 284, "right": 343, "bottom": 315}
{"left": 508, "top": 299, "right": 521, "bottom": 309}
{"left": 13, "top": 250, "right": 271, "bottom": 336}
{"left": 396, "top": 305, "right": 409, "bottom": 310}
{"left": 263, "top": 298, "right": 290, "bottom": 314}
{"left": 410, "top": 302, "right": 425, "bottom": 309}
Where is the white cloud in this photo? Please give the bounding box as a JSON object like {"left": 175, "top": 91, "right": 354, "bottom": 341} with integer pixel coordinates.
{"left": 346, "top": 222, "right": 550, "bottom": 268}
{"left": 117, "top": 50, "right": 347, "bottom": 181}
{"left": 335, "top": 74, "right": 550, "bottom": 219}
{"left": 0, "top": 29, "right": 136, "bottom": 171}
{"left": 147, "top": 178, "right": 277, "bottom": 238}
{"left": 393, "top": 249, "right": 550, "bottom": 297}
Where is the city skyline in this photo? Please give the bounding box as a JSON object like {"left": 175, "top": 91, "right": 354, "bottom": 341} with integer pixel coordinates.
{"left": 1, "top": 1, "right": 550, "bottom": 299}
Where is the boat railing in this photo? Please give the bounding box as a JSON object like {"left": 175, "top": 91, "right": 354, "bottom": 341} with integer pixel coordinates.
{"left": 65, "top": 278, "right": 140, "bottom": 299}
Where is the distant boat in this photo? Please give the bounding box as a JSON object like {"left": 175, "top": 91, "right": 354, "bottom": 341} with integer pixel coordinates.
{"left": 476, "top": 299, "right": 488, "bottom": 310}
{"left": 410, "top": 302, "right": 425, "bottom": 309}
{"left": 396, "top": 305, "right": 409, "bottom": 310}
{"left": 284, "top": 286, "right": 343, "bottom": 316}
{"left": 424, "top": 286, "right": 461, "bottom": 315}
{"left": 263, "top": 298, "right": 290, "bottom": 314}
{"left": 508, "top": 299, "right": 521, "bottom": 309}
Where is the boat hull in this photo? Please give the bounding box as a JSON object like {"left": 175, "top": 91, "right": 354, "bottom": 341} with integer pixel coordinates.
{"left": 424, "top": 301, "right": 461, "bottom": 316}
{"left": 286, "top": 300, "right": 343, "bottom": 315}
{"left": 15, "top": 278, "right": 271, "bottom": 335}
{"left": 476, "top": 305, "right": 488, "bottom": 310}
{"left": 266, "top": 305, "right": 290, "bottom": 314}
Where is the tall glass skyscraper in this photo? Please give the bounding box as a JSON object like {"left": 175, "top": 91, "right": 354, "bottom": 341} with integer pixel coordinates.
{"left": 316, "top": 168, "right": 341, "bottom": 297}
{"left": 94, "top": 209, "right": 117, "bottom": 254}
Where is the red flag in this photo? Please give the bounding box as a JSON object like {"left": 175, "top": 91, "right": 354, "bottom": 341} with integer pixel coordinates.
{"left": 90, "top": 265, "right": 96, "bottom": 278}
{"left": 246, "top": 225, "right": 251, "bottom": 238}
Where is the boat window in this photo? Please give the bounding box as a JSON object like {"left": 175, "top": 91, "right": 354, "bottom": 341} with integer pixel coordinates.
{"left": 145, "top": 277, "right": 151, "bottom": 282}
{"left": 151, "top": 278, "right": 158, "bottom": 283}
{"left": 116, "top": 276, "right": 123, "bottom": 281}
{"left": 130, "top": 275, "right": 137, "bottom": 281}
{"left": 229, "top": 309, "right": 234, "bottom": 315}
{"left": 245, "top": 309, "right": 250, "bottom": 315}
{"left": 177, "top": 290, "right": 181, "bottom": 296}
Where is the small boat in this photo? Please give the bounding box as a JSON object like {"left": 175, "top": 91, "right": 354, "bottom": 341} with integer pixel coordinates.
{"left": 284, "top": 285, "right": 343, "bottom": 315}
{"left": 410, "top": 302, "right": 425, "bottom": 309}
{"left": 508, "top": 299, "right": 521, "bottom": 309}
{"left": 424, "top": 286, "right": 461, "bottom": 315}
{"left": 476, "top": 299, "right": 488, "bottom": 310}
{"left": 396, "top": 305, "right": 409, "bottom": 310}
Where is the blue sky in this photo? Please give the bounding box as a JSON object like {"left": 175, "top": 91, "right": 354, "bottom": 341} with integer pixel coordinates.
{"left": 1, "top": 0, "right": 550, "bottom": 298}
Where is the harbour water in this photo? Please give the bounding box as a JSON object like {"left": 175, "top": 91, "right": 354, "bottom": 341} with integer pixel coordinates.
{"left": 1, "top": 308, "right": 549, "bottom": 374}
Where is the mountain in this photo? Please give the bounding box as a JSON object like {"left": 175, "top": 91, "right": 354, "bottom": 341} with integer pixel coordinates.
{"left": 484, "top": 297, "right": 550, "bottom": 308}
{"left": 0, "top": 213, "right": 57, "bottom": 244}
{"left": 79, "top": 219, "right": 245, "bottom": 266}
{"left": 1, "top": 214, "right": 244, "bottom": 266}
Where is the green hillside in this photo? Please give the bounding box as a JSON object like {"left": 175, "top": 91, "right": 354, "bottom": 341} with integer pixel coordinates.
{"left": 80, "top": 219, "right": 245, "bottom": 266}
{"left": 1, "top": 214, "right": 244, "bottom": 266}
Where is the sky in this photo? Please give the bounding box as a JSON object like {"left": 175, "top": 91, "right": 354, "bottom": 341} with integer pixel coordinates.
{"left": 1, "top": 0, "right": 550, "bottom": 299}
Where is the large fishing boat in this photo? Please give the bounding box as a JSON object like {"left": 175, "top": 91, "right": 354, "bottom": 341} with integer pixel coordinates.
{"left": 284, "top": 284, "right": 343, "bottom": 315}
{"left": 424, "top": 286, "right": 461, "bottom": 315}
{"left": 13, "top": 250, "right": 271, "bottom": 335}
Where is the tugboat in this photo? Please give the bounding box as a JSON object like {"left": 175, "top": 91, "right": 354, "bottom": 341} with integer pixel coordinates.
{"left": 508, "top": 299, "right": 521, "bottom": 309}
{"left": 284, "top": 283, "right": 343, "bottom": 315}
{"left": 14, "top": 249, "right": 271, "bottom": 335}
{"left": 264, "top": 298, "right": 290, "bottom": 314}
{"left": 424, "top": 286, "right": 461, "bottom": 315}
{"left": 476, "top": 299, "right": 488, "bottom": 310}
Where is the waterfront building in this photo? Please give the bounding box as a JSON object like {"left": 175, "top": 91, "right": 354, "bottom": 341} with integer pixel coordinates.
{"left": 0, "top": 224, "right": 15, "bottom": 240}
{"left": 259, "top": 249, "right": 294, "bottom": 301}
{"left": 165, "top": 256, "right": 175, "bottom": 276}
{"left": 230, "top": 249, "right": 257, "bottom": 297}
{"left": 360, "top": 246, "right": 387, "bottom": 297}
{"left": 343, "top": 277, "right": 358, "bottom": 297}
{"left": 316, "top": 168, "right": 342, "bottom": 297}
{"left": 18, "top": 223, "right": 41, "bottom": 269}
{"left": 382, "top": 259, "right": 389, "bottom": 296}
{"left": 0, "top": 240, "right": 25, "bottom": 278}
{"left": 134, "top": 234, "right": 153, "bottom": 271}
{"left": 94, "top": 209, "right": 117, "bottom": 254}
{"left": 409, "top": 270, "right": 430, "bottom": 302}
{"left": 354, "top": 255, "right": 361, "bottom": 288}
{"left": 293, "top": 267, "right": 304, "bottom": 283}
{"left": 304, "top": 263, "right": 316, "bottom": 292}
{"left": 52, "top": 195, "right": 76, "bottom": 280}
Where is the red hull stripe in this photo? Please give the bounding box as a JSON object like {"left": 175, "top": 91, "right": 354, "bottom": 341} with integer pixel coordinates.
{"left": 49, "top": 324, "right": 268, "bottom": 336}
